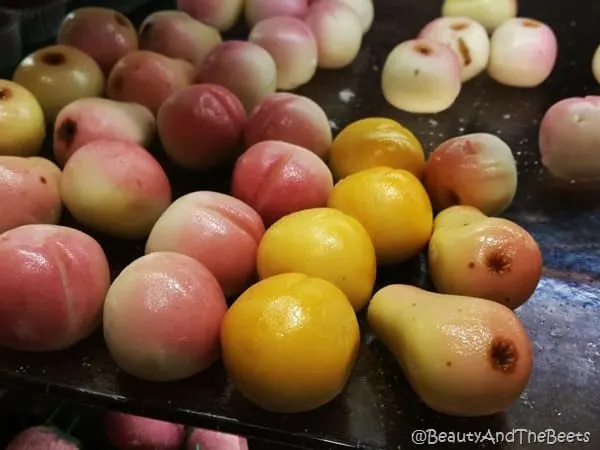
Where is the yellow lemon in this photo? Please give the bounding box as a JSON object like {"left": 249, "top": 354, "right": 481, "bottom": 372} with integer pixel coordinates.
{"left": 328, "top": 117, "right": 425, "bottom": 180}
{"left": 257, "top": 208, "right": 376, "bottom": 311}
{"left": 221, "top": 273, "right": 360, "bottom": 413}
{"left": 328, "top": 166, "right": 433, "bottom": 265}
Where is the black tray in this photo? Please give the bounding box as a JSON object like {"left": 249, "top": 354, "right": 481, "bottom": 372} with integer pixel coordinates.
{"left": 1, "top": 0, "right": 599, "bottom": 449}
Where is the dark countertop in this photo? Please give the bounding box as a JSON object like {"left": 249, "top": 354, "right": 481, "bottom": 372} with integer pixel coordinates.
{"left": 0, "top": 0, "right": 599, "bottom": 449}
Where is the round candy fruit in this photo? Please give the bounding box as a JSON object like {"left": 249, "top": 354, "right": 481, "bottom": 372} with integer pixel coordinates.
{"left": 0, "top": 79, "right": 45, "bottom": 157}
{"left": 328, "top": 117, "right": 425, "bottom": 181}
{"left": 257, "top": 207, "right": 376, "bottom": 311}
{"left": 381, "top": 39, "right": 461, "bottom": 114}
{"left": 328, "top": 166, "right": 434, "bottom": 265}
{"left": 13, "top": 45, "right": 105, "bottom": 122}
{"left": 221, "top": 273, "right": 360, "bottom": 413}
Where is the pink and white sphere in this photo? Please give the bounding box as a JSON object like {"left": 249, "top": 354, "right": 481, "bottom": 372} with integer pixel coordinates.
{"left": 146, "top": 191, "right": 265, "bottom": 297}
{"left": 59, "top": 139, "right": 172, "bottom": 240}
{"left": 538, "top": 96, "right": 600, "bottom": 181}
{"left": 248, "top": 16, "right": 318, "bottom": 90}
{"left": 381, "top": 38, "right": 462, "bottom": 114}
{"left": 195, "top": 40, "right": 277, "bottom": 112}
{"left": 418, "top": 16, "right": 490, "bottom": 82}
{"left": 0, "top": 224, "right": 110, "bottom": 352}
{"left": 231, "top": 140, "right": 334, "bottom": 226}
{"left": 103, "top": 251, "right": 228, "bottom": 381}
{"left": 488, "top": 18, "right": 557, "bottom": 88}
{"left": 244, "top": 93, "right": 332, "bottom": 159}
{"left": 304, "top": 0, "right": 363, "bottom": 69}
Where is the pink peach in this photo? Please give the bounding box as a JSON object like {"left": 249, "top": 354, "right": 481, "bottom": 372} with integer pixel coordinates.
{"left": 0, "top": 224, "right": 110, "bottom": 352}
{"left": 157, "top": 84, "right": 247, "bottom": 170}
{"left": 57, "top": 7, "right": 139, "bottom": 76}
{"left": 146, "top": 191, "right": 264, "bottom": 296}
{"left": 107, "top": 50, "right": 196, "bottom": 115}
{"left": 248, "top": 16, "right": 318, "bottom": 90}
{"left": 105, "top": 412, "right": 185, "bottom": 450}
{"left": 244, "top": 0, "right": 308, "bottom": 28}
{"left": 244, "top": 93, "right": 332, "bottom": 159}
{"left": 0, "top": 156, "right": 62, "bottom": 233}
{"left": 103, "top": 252, "right": 228, "bottom": 381}
{"left": 138, "top": 10, "right": 222, "bottom": 68}
{"left": 195, "top": 40, "right": 277, "bottom": 112}
{"left": 187, "top": 428, "right": 249, "bottom": 450}
{"left": 59, "top": 139, "right": 172, "bottom": 239}
{"left": 304, "top": 0, "right": 363, "bottom": 69}
{"left": 53, "top": 97, "right": 156, "bottom": 167}
{"left": 538, "top": 96, "right": 600, "bottom": 180}
{"left": 231, "top": 140, "right": 334, "bottom": 226}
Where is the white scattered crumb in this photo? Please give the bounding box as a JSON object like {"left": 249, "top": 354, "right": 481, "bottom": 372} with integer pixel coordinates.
{"left": 372, "top": 65, "right": 379, "bottom": 71}
{"left": 570, "top": 21, "right": 577, "bottom": 27}
{"left": 458, "top": 127, "right": 465, "bottom": 133}
{"left": 458, "top": 117, "right": 466, "bottom": 123}
{"left": 338, "top": 89, "right": 355, "bottom": 103}
{"left": 503, "top": 113, "right": 511, "bottom": 119}
{"left": 428, "top": 119, "right": 438, "bottom": 127}
{"left": 329, "top": 120, "right": 338, "bottom": 130}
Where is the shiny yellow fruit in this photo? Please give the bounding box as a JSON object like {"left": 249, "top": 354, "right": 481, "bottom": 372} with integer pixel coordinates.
{"left": 221, "top": 273, "right": 360, "bottom": 413}
{"left": 0, "top": 79, "right": 45, "bottom": 157}
{"left": 328, "top": 117, "right": 425, "bottom": 181}
{"left": 257, "top": 208, "right": 376, "bottom": 311}
{"left": 328, "top": 166, "right": 433, "bottom": 265}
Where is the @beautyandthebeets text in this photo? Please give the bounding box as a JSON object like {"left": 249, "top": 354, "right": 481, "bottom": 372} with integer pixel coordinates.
{"left": 411, "top": 428, "right": 592, "bottom": 446}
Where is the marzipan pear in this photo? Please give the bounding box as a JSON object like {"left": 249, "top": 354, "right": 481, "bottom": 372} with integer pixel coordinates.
{"left": 367, "top": 284, "right": 533, "bottom": 417}
{"left": 429, "top": 205, "right": 543, "bottom": 309}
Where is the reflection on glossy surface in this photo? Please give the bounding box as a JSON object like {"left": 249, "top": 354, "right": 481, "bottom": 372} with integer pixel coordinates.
{"left": 0, "top": 0, "right": 599, "bottom": 448}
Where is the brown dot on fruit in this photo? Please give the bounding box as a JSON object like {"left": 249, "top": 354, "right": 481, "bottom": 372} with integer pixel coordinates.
{"left": 42, "top": 52, "right": 66, "bottom": 66}
{"left": 39, "top": 176, "right": 47, "bottom": 184}
{"left": 451, "top": 22, "right": 469, "bottom": 31}
{"left": 414, "top": 69, "right": 420, "bottom": 76}
{"left": 0, "top": 87, "right": 11, "bottom": 100}
{"left": 457, "top": 38, "right": 472, "bottom": 66}
{"left": 489, "top": 336, "right": 518, "bottom": 373}
{"left": 446, "top": 361, "right": 452, "bottom": 367}
{"left": 468, "top": 262, "right": 475, "bottom": 269}
{"left": 414, "top": 43, "right": 432, "bottom": 56}
{"left": 486, "top": 251, "right": 512, "bottom": 274}
{"left": 115, "top": 13, "right": 128, "bottom": 27}
{"left": 58, "top": 119, "right": 78, "bottom": 146}
{"left": 522, "top": 19, "right": 541, "bottom": 28}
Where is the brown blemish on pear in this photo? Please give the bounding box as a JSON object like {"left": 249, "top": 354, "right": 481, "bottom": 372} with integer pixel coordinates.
{"left": 486, "top": 250, "right": 512, "bottom": 274}
{"left": 489, "top": 336, "right": 518, "bottom": 373}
